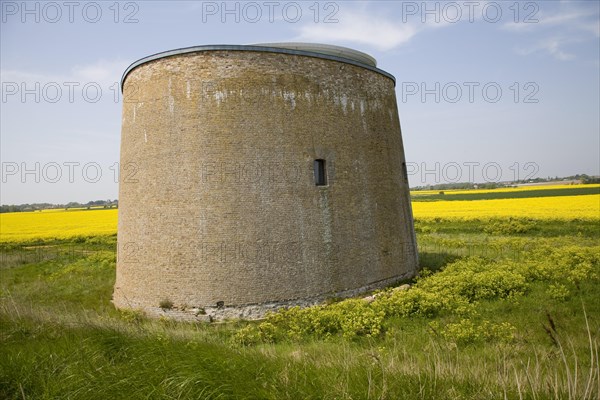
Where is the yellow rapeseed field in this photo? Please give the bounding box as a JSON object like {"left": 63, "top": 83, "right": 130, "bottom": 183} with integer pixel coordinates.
{"left": 0, "top": 209, "right": 118, "bottom": 243}
{"left": 411, "top": 194, "right": 600, "bottom": 220}
{"left": 1, "top": 186, "right": 598, "bottom": 243}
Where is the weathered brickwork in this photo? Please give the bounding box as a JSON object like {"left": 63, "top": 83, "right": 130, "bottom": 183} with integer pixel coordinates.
{"left": 114, "top": 46, "right": 418, "bottom": 320}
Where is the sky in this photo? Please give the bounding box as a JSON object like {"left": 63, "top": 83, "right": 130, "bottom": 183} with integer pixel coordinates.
{"left": 1, "top": 0, "right": 599, "bottom": 204}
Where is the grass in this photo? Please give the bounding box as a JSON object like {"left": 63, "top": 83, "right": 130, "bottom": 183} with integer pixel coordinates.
{"left": 1, "top": 219, "right": 598, "bottom": 399}
{"left": 1, "top": 185, "right": 599, "bottom": 398}
{"left": 411, "top": 183, "right": 600, "bottom": 196}
{"left": 411, "top": 185, "right": 600, "bottom": 201}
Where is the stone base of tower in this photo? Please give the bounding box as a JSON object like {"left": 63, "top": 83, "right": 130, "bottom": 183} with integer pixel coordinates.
{"left": 113, "top": 271, "right": 414, "bottom": 322}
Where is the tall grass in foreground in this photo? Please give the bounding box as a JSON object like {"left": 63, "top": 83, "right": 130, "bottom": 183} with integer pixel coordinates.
{"left": 1, "top": 218, "right": 599, "bottom": 399}
{"left": 1, "top": 298, "right": 598, "bottom": 399}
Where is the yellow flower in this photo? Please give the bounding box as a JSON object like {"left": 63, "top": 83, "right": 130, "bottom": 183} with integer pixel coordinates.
{"left": 411, "top": 195, "right": 599, "bottom": 220}
{"left": 0, "top": 209, "right": 117, "bottom": 243}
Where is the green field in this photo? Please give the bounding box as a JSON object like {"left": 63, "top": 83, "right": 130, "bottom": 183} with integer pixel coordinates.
{"left": 411, "top": 185, "right": 600, "bottom": 201}
{"left": 1, "top": 187, "right": 599, "bottom": 399}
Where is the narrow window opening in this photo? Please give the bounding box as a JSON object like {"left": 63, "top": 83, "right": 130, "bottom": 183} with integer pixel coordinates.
{"left": 314, "top": 159, "right": 327, "bottom": 186}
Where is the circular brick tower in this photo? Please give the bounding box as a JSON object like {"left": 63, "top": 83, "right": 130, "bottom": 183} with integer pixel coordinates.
{"left": 114, "top": 43, "right": 418, "bottom": 320}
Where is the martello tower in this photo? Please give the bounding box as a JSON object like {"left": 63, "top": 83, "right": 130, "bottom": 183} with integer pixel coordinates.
{"left": 114, "top": 43, "right": 418, "bottom": 320}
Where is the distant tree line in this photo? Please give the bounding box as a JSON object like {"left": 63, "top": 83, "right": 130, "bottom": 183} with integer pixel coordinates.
{"left": 512, "top": 174, "right": 600, "bottom": 185}
{"left": 0, "top": 200, "right": 118, "bottom": 213}
{"left": 411, "top": 182, "right": 502, "bottom": 191}
{"left": 411, "top": 174, "right": 599, "bottom": 191}
{"left": 2, "top": 173, "right": 598, "bottom": 211}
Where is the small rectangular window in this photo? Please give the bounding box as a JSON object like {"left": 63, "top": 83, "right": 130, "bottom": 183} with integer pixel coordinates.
{"left": 314, "top": 159, "right": 327, "bottom": 186}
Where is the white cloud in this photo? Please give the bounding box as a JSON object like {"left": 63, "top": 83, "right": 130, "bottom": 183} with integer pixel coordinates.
{"left": 503, "top": 2, "right": 599, "bottom": 61}
{"left": 502, "top": 10, "right": 591, "bottom": 33}
{"left": 292, "top": 4, "right": 443, "bottom": 52}
{"left": 0, "top": 69, "right": 46, "bottom": 82}
{"left": 295, "top": 12, "right": 418, "bottom": 51}
{"left": 71, "top": 59, "right": 128, "bottom": 86}
{"left": 1, "top": 59, "right": 129, "bottom": 87}
{"left": 516, "top": 37, "right": 575, "bottom": 61}
{"left": 580, "top": 20, "right": 600, "bottom": 38}
{"left": 539, "top": 38, "right": 575, "bottom": 61}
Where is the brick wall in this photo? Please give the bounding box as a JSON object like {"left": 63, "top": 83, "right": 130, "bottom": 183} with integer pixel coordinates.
{"left": 114, "top": 49, "right": 418, "bottom": 319}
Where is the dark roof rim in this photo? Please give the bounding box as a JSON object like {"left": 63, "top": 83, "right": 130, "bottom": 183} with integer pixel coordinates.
{"left": 120, "top": 44, "right": 396, "bottom": 91}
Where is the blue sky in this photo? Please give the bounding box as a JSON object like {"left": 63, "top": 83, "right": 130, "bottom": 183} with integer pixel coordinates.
{"left": 1, "top": 0, "right": 599, "bottom": 204}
